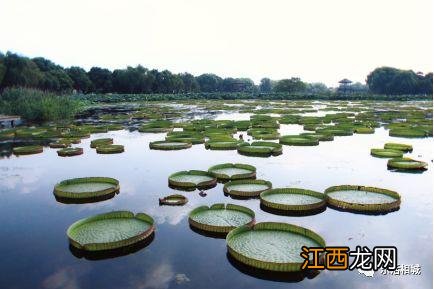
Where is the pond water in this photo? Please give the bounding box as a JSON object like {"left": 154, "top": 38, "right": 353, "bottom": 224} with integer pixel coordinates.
{"left": 0, "top": 107, "right": 432, "bottom": 289}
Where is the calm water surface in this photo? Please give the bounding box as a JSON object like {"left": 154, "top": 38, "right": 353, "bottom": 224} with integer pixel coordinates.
{"left": 0, "top": 112, "right": 432, "bottom": 289}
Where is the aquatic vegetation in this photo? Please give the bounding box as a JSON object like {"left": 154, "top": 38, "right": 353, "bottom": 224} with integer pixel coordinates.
{"left": 299, "top": 133, "right": 334, "bottom": 141}
{"left": 205, "top": 140, "right": 241, "bottom": 150}
{"left": 279, "top": 135, "right": 319, "bottom": 146}
{"left": 189, "top": 203, "right": 255, "bottom": 233}
{"left": 325, "top": 185, "right": 401, "bottom": 213}
{"left": 90, "top": 138, "right": 113, "bottom": 148}
{"left": 49, "top": 140, "right": 71, "bottom": 148}
{"left": 159, "top": 194, "right": 188, "bottom": 206}
{"left": 149, "top": 141, "right": 192, "bottom": 150}
{"left": 138, "top": 120, "right": 173, "bottom": 133}
{"left": 96, "top": 144, "right": 125, "bottom": 154}
{"left": 208, "top": 163, "right": 256, "bottom": 181}
{"left": 354, "top": 127, "right": 375, "bottom": 134}
{"left": 223, "top": 179, "right": 272, "bottom": 198}
{"left": 12, "top": 145, "right": 43, "bottom": 155}
{"left": 384, "top": 143, "right": 413, "bottom": 152}
{"left": 226, "top": 222, "right": 325, "bottom": 272}
{"left": 247, "top": 128, "right": 280, "bottom": 140}
{"left": 168, "top": 170, "right": 217, "bottom": 190}
{"left": 54, "top": 177, "right": 120, "bottom": 200}
{"left": 370, "top": 148, "right": 404, "bottom": 158}
{"left": 389, "top": 128, "right": 428, "bottom": 138}
{"left": 67, "top": 211, "right": 154, "bottom": 251}
{"left": 57, "top": 147, "right": 83, "bottom": 157}
{"left": 237, "top": 141, "right": 282, "bottom": 157}
{"left": 260, "top": 188, "right": 326, "bottom": 213}
{"left": 387, "top": 157, "right": 428, "bottom": 171}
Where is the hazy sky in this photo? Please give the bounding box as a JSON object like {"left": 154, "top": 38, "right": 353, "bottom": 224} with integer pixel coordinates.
{"left": 0, "top": 0, "right": 432, "bottom": 86}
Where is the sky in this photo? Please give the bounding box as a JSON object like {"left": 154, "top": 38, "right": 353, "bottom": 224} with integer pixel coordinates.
{"left": 0, "top": 0, "right": 432, "bottom": 87}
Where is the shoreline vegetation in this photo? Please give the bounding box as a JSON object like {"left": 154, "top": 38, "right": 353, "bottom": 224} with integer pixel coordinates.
{"left": 0, "top": 51, "right": 432, "bottom": 121}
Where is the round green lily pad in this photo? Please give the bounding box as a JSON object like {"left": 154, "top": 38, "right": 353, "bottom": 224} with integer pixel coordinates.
{"left": 325, "top": 185, "right": 401, "bottom": 213}
{"left": 12, "top": 145, "right": 43, "bottom": 155}
{"left": 237, "top": 141, "right": 282, "bottom": 157}
{"left": 54, "top": 177, "right": 120, "bottom": 201}
{"left": 226, "top": 222, "right": 325, "bottom": 272}
{"left": 224, "top": 179, "right": 272, "bottom": 198}
{"left": 205, "top": 141, "right": 240, "bottom": 150}
{"left": 149, "top": 141, "right": 192, "bottom": 150}
{"left": 384, "top": 143, "right": 413, "bottom": 152}
{"left": 208, "top": 163, "right": 256, "bottom": 181}
{"left": 57, "top": 147, "right": 83, "bottom": 157}
{"left": 387, "top": 157, "right": 428, "bottom": 171}
{"left": 159, "top": 194, "right": 188, "bottom": 206}
{"left": 189, "top": 203, "right": 255, "bottom": 233}
{"left": 96, "top": 144, "right": 124, "bottom": 154}
{"left": 279, "top": 135, "right": 319, "bottom": 146}
{"left": 169, "top": 170, "right": 217, "bottom": 190}
{"left": 90, "top": 138, "right": 113, "bottom": 148}
{"left": 260, "top": 188, "right": 326, "bottom": 212}
{"left": 67, "top": 211, "right": 155, "bottom": 251}
{"left": 370, "top": 148, "right": 403, "bottom": 158}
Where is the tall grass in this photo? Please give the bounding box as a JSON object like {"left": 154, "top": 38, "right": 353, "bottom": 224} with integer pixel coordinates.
{"left": 0, "top": 87, "right": 82, "bottom": 121}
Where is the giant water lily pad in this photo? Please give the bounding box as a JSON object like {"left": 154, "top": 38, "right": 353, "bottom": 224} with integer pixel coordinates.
{"left": 387, "top": 157, "right": 428, "bottom": 171}
{"left": 224, "top": 179, "right": 272, "bottom": 198}
{"left": 260, "top": 188, "right": 326, "bottom": 212}
{"left": 150, "top": 141, "right": 192, "bottom": 150}
{"left": 54, "top": 177, "right": 120, "bottom": 201}
{"left": 226, "top": 222, "right": 325, "bottom": 272}
{"left": 169, "top": 170, "right": 217, "bottom": 190}
{"left": 189, "top": 203, "right": 255, "bottom": 233}
{"left": 67, "top": 211, "right": 154, "bottom": 251}
{"left": 237, "top": 141, "right": 282, "bottom": 157}
{"left": 370, "top": 148, "right": 403, "bottom": 158}
{"left": 325, "top": 185, "right": 401, "bottom": 213}
{"left": 12, "top": 145, "right": 43, "bottom": 155}
{"left": 208, "top": 163, "right": 256, "bottom": 181}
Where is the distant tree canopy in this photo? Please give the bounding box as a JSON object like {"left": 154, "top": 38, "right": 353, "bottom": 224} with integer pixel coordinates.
{"left": 366, "top": 67, "right": 432, "bottom": 95}
{"left": 273, "top": 78, "right": 306, "bottom": 93}
{"left": 0, "top": 51, "right": 431, "bottom": 97}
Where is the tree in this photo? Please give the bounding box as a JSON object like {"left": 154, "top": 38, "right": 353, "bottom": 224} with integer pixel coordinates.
{"left": 66, "top": 67, "right": 92, "bottom": 93}
{"left": 196, "top": 73, "right": 222, "bottom": 92}
{"left": 0, "top": 52, "right": 6, "bottom": 87}
{"left": 366, "top": 67, "right": 430, "bottom": 95}
{"left": 88, "top": 67, "right": 113, "bottom": 93}
{"left": 259, "top": 78, "right": 272, "bottom": 93}
{"left": 1, "top": 52, "right": 42, "bottom": 89}
{"left": 273, "top": 78, "right": 306, "bottom": 93}
{"left": 180, "top": 73, "right": 199, "bottom": 92}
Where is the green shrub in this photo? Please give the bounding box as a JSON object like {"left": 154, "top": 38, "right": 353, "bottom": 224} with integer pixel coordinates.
{"left": 0, "top": 87, "right": 81, "bottom": 121}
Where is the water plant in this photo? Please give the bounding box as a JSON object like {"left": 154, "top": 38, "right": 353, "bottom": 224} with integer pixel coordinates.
{"left": 226, "top": 222, "right": 325, "bottom": 272}
{"left": 260, "top": 188, "right": 326, "bottom": 213}
{"left": 90, "top": 138, "right": 113, "bottom": 148}
{"left": 159, "top": 194, "right": 188, "bottom": 206}
{"left": 67, "top": 211, "right": 155, "bottom": 251}
{"left": 53, "top": 177, "right": 120, "bottom": 200}
{"left": 168, "top": 170, "right": 217, "bottom": 190}
{"left": 223, "top": 179, "right": 272, "bottom": 198}
{"left": 208, "top": 163, "right": 256, "bottom": 181}
{"left": 189, "top": 203, "right": 255, "bottom": 234}
{"left": 12, "top": 145, "right": 43, "bottom": 155}
{"left": 57, "top": 147, "right": 84, "bottom": 157}
{"left": 384, "top": 143, "right": 413, "bottom": 152}
{"left": 387, "top": 157, "right": 428, "bottom": 171}
{"left": 279, "top": 135, "right": 319, "bottom": 146}
{"left": 237, "top": 141, "right": 282, "bottom": 157}
{"left": 325, "top": 185, "right": 401, "bottom": 213}
{"left": 96, "top": 144, "right": 124, "bottom": 154}
{"left": 370, "top": 148, "right": 404, "bottom": 158}
{"left": 149, "top": 141, "right": 192, "bottom": 150}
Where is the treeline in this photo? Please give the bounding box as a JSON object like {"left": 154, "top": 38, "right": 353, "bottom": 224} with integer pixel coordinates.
{"left": 367, "top": 67, "right": 432, "bottom": 95}
{"left": 0, "top": 51, "right": 432, "bottom": 96}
